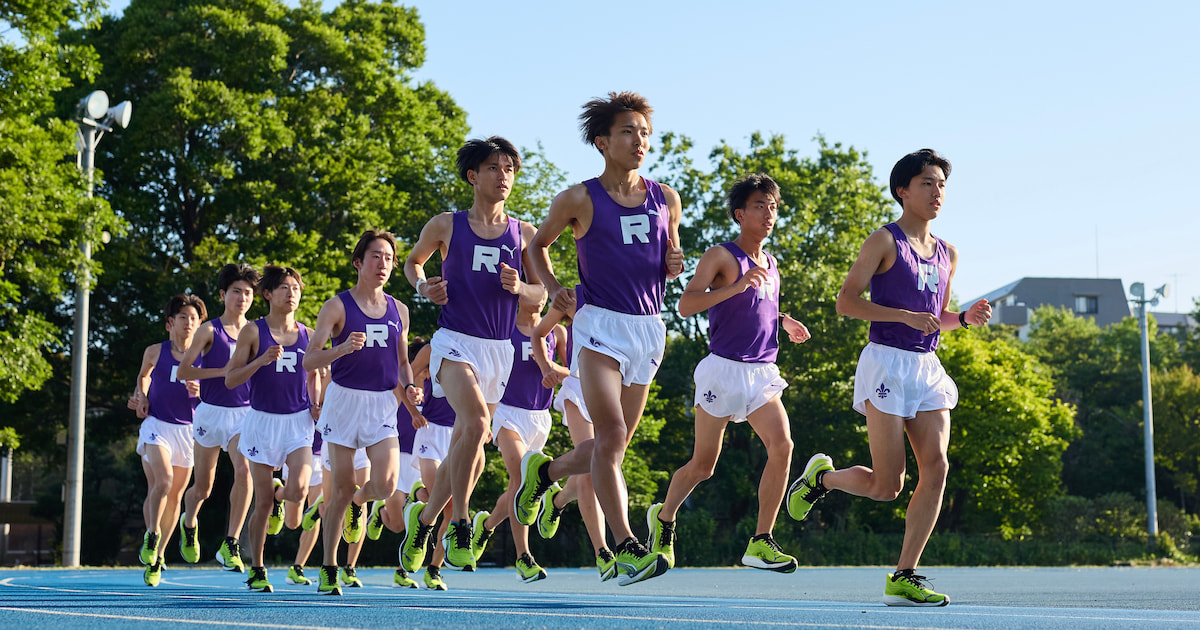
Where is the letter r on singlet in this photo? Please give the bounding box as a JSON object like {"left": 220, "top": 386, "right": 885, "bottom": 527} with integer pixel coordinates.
{"left": 364, "top": 324, "right": 389, "bottom": 348}
{"left": 276, "top": 351, "right": 298, "bottom": 373}
{"left": 473, "top": 245, "right": 501, "bottom": 273}
{"left": 620, "top": 215, "right": 651, "bottom": 244}
{"left": 917, "top": 263, "right": 939, "bottom": 293}
{"left": 521, "top": 340, "right": 533, "bottom": 361}
{"left": 170, "top": 365, "right": 181, "bottom": 383}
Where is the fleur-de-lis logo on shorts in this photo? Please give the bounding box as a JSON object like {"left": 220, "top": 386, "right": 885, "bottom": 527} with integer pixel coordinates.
{"left": 703, "top": 390, "right": 716, "bottom": 403}
{"left": 448, "top": 348, "right": 462, "bottom": 358}
{"left": 149, "top": 432, "right": 158, "bottom": 441}
{"left": 196, "top": 427, "right": 206, "bottom": 437}
{"left": 875, "top": 383, "right": 890, "bottom": 399}
{"left": 322, "top": 425, "right": 332, "bottom": 436}
{"left": 247, "top": 446, "right": 259, "bottom": 457}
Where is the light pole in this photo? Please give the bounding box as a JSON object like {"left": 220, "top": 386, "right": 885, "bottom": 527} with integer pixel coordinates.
{"left": 1129, "top": 281, "right": 1169, "bottom": 549}
{"left": 66, "top": 90, "right": 131, "bottom": 567}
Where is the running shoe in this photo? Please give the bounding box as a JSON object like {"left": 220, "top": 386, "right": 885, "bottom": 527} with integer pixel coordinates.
{"left": 343, "top": 498, "right": 364, "bottom": 544}
{"left": 646, "top": 503, "right": 676, "bottom": 569}
{"left": 143, "top": 560, "right": 162, "bottom": 587}
{"left": 268, "top": 478, "right": 285, "bottom": 535}
{"left": 786, "top": 453, "right": 833, "bottom": 521}
{"left": 613, "top": 537, "right": 669, "bottom": 586}
{"left": 513, "top": 450, "right": 554, "bottom": 526}
{"left": 596, "top": 548, "right": 617, "bottom": 582}
{"left": 178, "top": 513, "right": 199, "bottom": 563}
{"left": 423, "top": 565, "right": 447, "bottom": 591}
{"left": 339, "top": 566, "right": 363, "bottom": 588}
{"left": 367, "top": 499, "right": 387, "bottom": 540}
{"left": 398, "top": 501, "right": 431, "bottom": 572}
{"left": 246, "top": 566, "right": 273, "bottom": 592}
{"left": 301, "top": 494, "right": 324, "bottom": 531}
{"left": 139, "top": 530, "right": 160, "bottom": 566}
{"left": 884, "top": 570, "right": 950, "bottom": 606}
{"left": 317, "top": 565, "right": 342, "bottom": 596}
{"left": 393, "top": 568, "right": 419, "bottom": 588}
{"left": 515, "top": 553, "right": 547, "bottom": 583}
{"left": 216, "top": 537, "right": 245, "bottom": 572}
{"left": 536, "top": 483, "right": 564, "bottom": 539}
{"left": 405, "top": 479, "right": 425, "bottom": 508}
{"left": 442, "top": 519, "right": 476, "bottom": 571}
{"left": 741, "top": 533, "right": 798, "bottom": 573}
{"left": 286, "top": 564, "right": 311, "bottom": 585}
{"left": 471, "top": 510, "right": 494, "bottom": 562}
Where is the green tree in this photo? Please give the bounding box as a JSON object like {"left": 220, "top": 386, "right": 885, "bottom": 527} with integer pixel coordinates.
{"left": 0, "top": 0, "right": 122, "bottom": 403}
{"left": 1152, "top": 365, "right": 1200, "bottom": 512}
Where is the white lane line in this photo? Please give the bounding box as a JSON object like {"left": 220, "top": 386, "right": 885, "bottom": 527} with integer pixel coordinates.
{"left": 0, "top": 607, "right": 340, "bottom": 630}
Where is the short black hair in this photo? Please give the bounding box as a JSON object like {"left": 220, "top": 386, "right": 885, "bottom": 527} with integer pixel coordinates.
{"left": 351, "top": 230, "right": 397, "bottom": 265}
{"left": 259, "top": 265, "right": 304, "bottom": 298}
{"left": 407, "top": 336, "right": 427, "bottom": 363}
{"left": 889, "top": 149, "right": 951, "bottom": 207}
{"left": 216, "top": 263, "right": 260, "bottom": 293}
{"left": 165, "top": 293, "right": 207, "bottom": 322}
{"left": 579, "top": 91, "right": 654, "bottom": 152}
{"left": 727, "top": 173, "right": 781, "bottom": 223}
{"left": 456, "top": 136, "right": 521, "bottom": 184}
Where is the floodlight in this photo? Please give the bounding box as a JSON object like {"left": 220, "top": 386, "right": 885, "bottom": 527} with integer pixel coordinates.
{"left": 78, "top": 90, "right": 109, "bottom": 120}
{"left": 1156, "top": 284, "right": 1170, "bottom": 299}
{"left": 1130, "top": 282, "right": 1144, "bottom": 298}
{"left": 105, "top": 101, "right": 133, "bottom": 129}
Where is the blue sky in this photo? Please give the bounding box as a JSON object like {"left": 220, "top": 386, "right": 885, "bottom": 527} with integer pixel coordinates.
{"left": 99, "top": 0, "right": 1199, "bottom": 314}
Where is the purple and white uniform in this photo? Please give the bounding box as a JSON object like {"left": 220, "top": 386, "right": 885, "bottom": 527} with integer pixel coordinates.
{"left": 553, "top": 286, "right": 591, "bottom": 425}
{"left": 137, "top": 341, "right": 200, "bottom": 467}
{"left": 428, "top": 211, "right": 522, "bottom": 402}
{"left": 240, "top": 319, "right": 315, "bottom": 468}
{"left": 694, "top": 243, "right": 788, "bottom": 423}
{"left": 194, "top": 319, "right": 251, "bottom": 450}
{"left": 395, "top": 403, "right": 422, "bottom": 493}
{"left": 319, "top": 291, "right": 404, "bottom": 450}
{"left": 572, "top": 178, "right": 669, "bottom": 385}
{"left": 853, "top": 223, "right": 958, "bottom": 418}
{"left": 413, "top": 378, "right": 455, "bottom": 465}
{"left": 492, "top": 327, "right": 556, "bottom": 452}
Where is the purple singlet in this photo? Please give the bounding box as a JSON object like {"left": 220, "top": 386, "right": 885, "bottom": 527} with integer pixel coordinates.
{"left": 148, "top": 341, "right": 200, "bottom": 425}
{"left": 420, "top": 378, "right": 455, "bottom": 428}
{"left": 868, "top": 223, "right": 951, "bottom": 353}
{"left": 436, "top": 211, "right": 522, "bottom": 340}
{"left": 330, "top": 291, "right": 402, "bottom": 392}
{"left": 247, "top": 319, "right": 311, "bottom": 414}
{"left": 708, "top": 243, "right": 781, "bottom": 363}
{"left": 312, "top": 428, "right": 324, "bottom": 456}
{"left": 499, "top": 326, "right": 556, "bottom": 411}
{"left": 198, "top": 319, "right": 250, "bottom": 407}
{"left": 396, "top": 404, "right": 417, "bottom": 454}
{"left": 576, "top": 178, "right": 669, "bottom": 315}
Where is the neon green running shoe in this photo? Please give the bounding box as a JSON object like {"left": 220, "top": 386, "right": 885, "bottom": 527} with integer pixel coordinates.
{"left": 139, "top": 530, "right": 160, "bottom": 566}
{"left": 787, "top": 453, "right": 833, "bottom": 521}
{"left": 884, "top": 570, "right": 950, "bottom": 606}
{"left": 143, "top": 560, "right": 162, "bottom": 587}
{"left": 339, "top": 566, "right": 363, "bottom": 587}
{"left": 513, "top": 450, "right": 554, "bottom": 526}
{"left": 536, "top": 483, "right": 564, "bottom": 539}
{"left": 741, "top": 534, "right": 797, "bottom": 573}
{"left": 392, "top": 568, "right": 419, "bottom": 588}
{"left": 423, "top": 565, "right": 447, "bottom": 591}
{"left": 317, "top": 565, "right": 342, "bottom": 596}
{"left": 614, "top": 537, "right": 669, "bottom": 587}
{"left": 366, "top": 499, "right": 387, "bottom": 541}
{"left": 597, "top": 548, "right": 617, "bottom": 582}
{"left": 405, "top": 479, "right": 425, "bottom": 509}
{"left": 645, "top": 503, "right": 675, "bottom": 569}
{"left": 268, "top": 478, "right": 285, "bottom": 535}
{"left": 286, "top": 564, "right": 311, "bottom": 585}
{"left": 216, "top": 537, "right": 245, "bottom": 572}
{"left": 178, "top": 513, "right": 199, "bottom": 564}
{"left": 246, "top": 566, "right": 273, "bottom": 593}
{"left": 301, "top": 494, "right": 324, "bottom": 531}
{"left": 442, "top": 519, "right": 476, "bottom": 572}
{"left": 471, "top": 511, "right": 494, "bottom": 562}
{"left": 398, "top": 501, "right": 431, "bottom": 573}
{"left": 515, "top": 553, "right": 547, "bottom": 583}
{"left": 343, "top": 498, "right": 365, "bottom": 544}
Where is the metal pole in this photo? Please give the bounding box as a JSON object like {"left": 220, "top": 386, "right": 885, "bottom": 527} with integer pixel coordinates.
{"left": 1, "top": 448, "right": 11, "bottom": 564}
{"left": 63, "top": 126, "right": 95, "bottom": 568}
{"left": 1138, "top": 298, "right": 1159, "bottom": 545}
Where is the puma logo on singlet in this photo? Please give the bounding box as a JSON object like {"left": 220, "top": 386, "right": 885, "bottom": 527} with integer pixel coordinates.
{"left": 365, "top": 323, "right": 389, "bottom": 348}
{"left": 917, "top": 263, "right": 939, "bottom": 294}
{"left": 276, "top": 351, "right": 298, "bottom": 372}
{"left": 500, "top": 244, "right": 517, "bottom": 258}
{"left": 620, "top": 215, "right": 651, "bottom": 244}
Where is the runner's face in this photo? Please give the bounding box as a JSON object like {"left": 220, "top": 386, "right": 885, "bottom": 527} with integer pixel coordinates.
{"left": 736, "top": 190, "right": 778, "bottom": 239}
{"left": 469, "top": 152, "right": 515, "bottom": 203}
{"left": 356, "top": 239, "right": 395, "bottom": 285}
{"left": 168, "top": 305, "right": 201, "bottom": 341}
{"left": 898, "top": 165, "right": 946, "bottom": 219}
{"left": 268, "top": 277, "right": 302, "bottom": 313}
{"left": 222, "top": 280, "right": 254, "bottom": 317}
{"left": 597, "top": 111, "right": 650, "bottom": 169}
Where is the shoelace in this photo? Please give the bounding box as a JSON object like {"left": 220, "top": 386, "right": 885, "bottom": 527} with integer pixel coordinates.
{"left": 660, "top": 522, "right": 675, "bottom": 547}
{"left": 598, "top": 549, "right": 614, "bottom": 562}
{"left": 415, "top": 520, "right": 432, "bottom": 545}
{"left": 622, "top": 539, "right": 651, "bottom": 557}
{"left": 321, "top": 566, "right": 337, "bottom": 585}
{"left": 453, "top": 522, "right": 472, "bottom": 549}
{"left": 349, "top": 502, "right": 363, "bottom": 523}
{"left": 761, "top": 535, "right": 784, "bottom": 554}
{"left": 800, "top": 477, "right": 828, "bottom": 502}
{"left": 896, "top": 571, "right": 933, "bottom": 589}
{"left": 476, "top": 528, "right": 494, "bottom": 546}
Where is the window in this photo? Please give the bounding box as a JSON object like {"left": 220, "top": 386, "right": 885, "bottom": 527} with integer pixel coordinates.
{"left": 1075, "top": 295, "right": 1098, "bottom": 314}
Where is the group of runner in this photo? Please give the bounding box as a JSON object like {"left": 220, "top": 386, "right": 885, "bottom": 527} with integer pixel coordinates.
{"left": 129, "top": 91, "right": 991, "bottom": 606}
